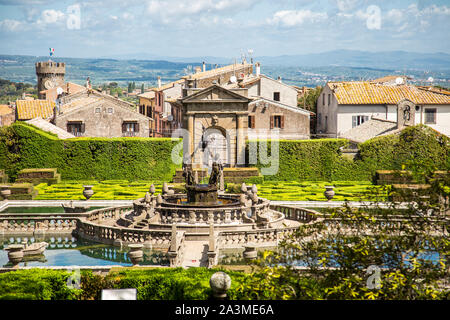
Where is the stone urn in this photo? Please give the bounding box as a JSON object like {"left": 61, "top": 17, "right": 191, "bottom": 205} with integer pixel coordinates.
{"left": 210, "top": 271, "right": 231, "bottom": 299}
{"left": 7, "top": 244, "right": 24, "bottom": 268}
{"left": 1, "top": 189, "right": 11, "bottom": 200}
{"left": 243, "top": 244, "right": 258, "bottom": 260}
{"left": 128, "top": 244, "right": 143, "bottom": 266}
{"left": 324, "top": 186, "right": 335, "bottom": 201}
{"left": 82, "top": 185, "right": 94, "bottom": 200}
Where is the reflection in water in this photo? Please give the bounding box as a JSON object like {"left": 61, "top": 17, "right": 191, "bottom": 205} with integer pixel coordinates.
{"left": 0, "top": 236, "right": 169, "bottom": 267}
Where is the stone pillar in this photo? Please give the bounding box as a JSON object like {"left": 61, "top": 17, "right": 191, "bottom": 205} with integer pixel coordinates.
{"left": 187, "top": 114, "right": 195, "bottom": 165}
{"left": 236, "top": 114, "right": 246, "bottom": 167}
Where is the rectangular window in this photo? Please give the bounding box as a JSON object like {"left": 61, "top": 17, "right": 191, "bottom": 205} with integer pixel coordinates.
{"left": 328, "top": 94, "right": 331, "bottom": 106}
{"left": 122, "top": 122, "right": 139, "bottom": 136}
{"left": 273, "top": 92, "right": 280, "bottom": 102}
{"left": 67, "top": 122, "right": 84, "bottom": 137}
{"left": 95, "top": 107, "right": 101, "bottom": 113}
{"left": 323, "top": 93, "right": 325, "bottom": 105}
{"left": 318, "top": 113, "right": 321, "bottom": 125}
{"left": 248, "top": 115, "right": 255, "bottom": 129}
{"left": 424, "top": 108, "right": 436, "bottom": 124}
{"left": 271, "top": 115, "right": 284, "bottom": 129}
{"left": 108, "top": 108, "right": 113, "bottom": 114}
{"left": 352, "top": 115, "right": 369, "bottom": 128}
{"left": 147, "top": 106, "right": 152, "bottom": 117}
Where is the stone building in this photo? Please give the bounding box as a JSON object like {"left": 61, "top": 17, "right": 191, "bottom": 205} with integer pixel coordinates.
{"left": 317, "top": 80, "right": 450, "bottom": 137}
{"left": 53, "top": 89, "right": 151, "bottom": 137}
{"left": 179, "top": 83, "right": 310, "bottom": 168}
{"left": 180, "top": 85, "right": 250, "bottom": 168}
{"left": 138, "top": 62, "right": 253, "bottom": 137}
{"left": 35, "top": 61, "right": 65, "bottom": 99}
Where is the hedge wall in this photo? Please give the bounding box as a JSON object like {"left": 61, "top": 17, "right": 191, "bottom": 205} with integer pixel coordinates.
{"left": 248, "top": 125, "right": 449, "bottom": 181}
{"left": 0, "top": 123, "right": 448, "bottom": 183}
{"left": 248, "top": 138, "right": 370, "bottom": 181}
{"left": 0, "top": 122, "right": 181, "bottom": 181}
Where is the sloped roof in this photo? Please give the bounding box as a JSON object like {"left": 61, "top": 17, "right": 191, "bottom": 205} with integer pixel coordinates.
{"left": 138, "top": 91, "right": 155, "bottom": 99}
{"left": 340, "top": 118, "right": 400, "bottom": 143}
{"left": 182, "top": 62, "right": 252, "bottom": 81}
{"left": 181, "top": 84, "right": 250, "bottom": 103}
{"left": 25, "top": 118, "right": 75, "bottom": 139}
{"left": 16, "top": 100, "right": 56, "bottom": 120}
{"left": 329, "top": 82, "right": 450, "bottom": 105}
{"left": 40, "top": 82, "right": 86, "bottom": 101}
{"left": 0, "top": 105, "right": 13, "bottom": 116}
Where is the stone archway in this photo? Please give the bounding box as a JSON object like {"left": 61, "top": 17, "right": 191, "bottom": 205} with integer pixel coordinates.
{"left": 202, "top": 127, "right": 229, "bottom": 168}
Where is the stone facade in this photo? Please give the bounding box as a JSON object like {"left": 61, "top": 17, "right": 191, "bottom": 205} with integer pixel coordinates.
{"left": 181, "top": 85, "right": 250, "bottom": 168}
{"left": 54, "top": 91, "right": 151, "bottom": 137}
{"left": 248, "top": 99, "right": 310, "bottom": 139}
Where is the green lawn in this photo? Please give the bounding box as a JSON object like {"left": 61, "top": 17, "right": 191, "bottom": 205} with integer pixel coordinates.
{"left": 34, "top": 180, "right": 388, "bottom": 202}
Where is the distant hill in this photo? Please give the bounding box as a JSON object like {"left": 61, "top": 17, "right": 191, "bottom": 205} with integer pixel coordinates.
{"left": 0, "top": 51, "right": 449, "bottom": 88}
{"left": 103, "top": 50, "right": 450, "bottom": 70}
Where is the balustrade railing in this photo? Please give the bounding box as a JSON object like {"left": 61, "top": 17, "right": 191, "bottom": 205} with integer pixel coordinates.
{"left": 270, "top": 205, "right": 318, "bottom": 223}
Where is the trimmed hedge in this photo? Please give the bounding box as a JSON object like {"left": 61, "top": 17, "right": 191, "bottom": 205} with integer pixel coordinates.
{"left": 0, "top": 123, "right": 448, "bottom": 183}
{"left": 0, "top": 122, "right": 181, "bottom": 182}
{"left": 249, "top": 125, "right": 449, "bottom": 181}
{"left": 248, "top": 138, "right": 370, "bottom": 181}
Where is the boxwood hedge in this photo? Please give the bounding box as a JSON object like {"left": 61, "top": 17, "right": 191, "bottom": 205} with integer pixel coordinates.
{"left": 0, "top": 122, "right": 181, "bottom": 181}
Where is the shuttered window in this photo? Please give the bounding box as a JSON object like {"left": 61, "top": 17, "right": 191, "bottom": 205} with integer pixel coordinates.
{"left": 272, "top": 115, "right": 284, "bottom": 129}
{"left": 248, "top": 115, "right": 255, "bottom": 129}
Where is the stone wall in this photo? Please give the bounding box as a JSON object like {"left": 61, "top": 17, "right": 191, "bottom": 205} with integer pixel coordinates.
{"left": 55, "top": 101, "right": 150, "bottom": 138}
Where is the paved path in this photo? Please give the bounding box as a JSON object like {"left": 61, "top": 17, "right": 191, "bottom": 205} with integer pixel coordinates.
{"left": 181, "top": 241, "right": 209, "bottom": 268}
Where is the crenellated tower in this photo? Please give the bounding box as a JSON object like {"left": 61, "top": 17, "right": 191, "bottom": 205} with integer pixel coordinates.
{"left": 35, "top": 61, "right": 66, "bottom": 99}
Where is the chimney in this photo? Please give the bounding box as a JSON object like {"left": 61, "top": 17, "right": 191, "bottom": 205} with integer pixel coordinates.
{"left": 66, "top": 83, "right": 70, "bottom": 95}
{"left": 255, "top": 62, "right": 260, "bottom": 77}
{"left": 277, "top": 76, "right": 282, "bottom": 83}
{"left": 195, "top": 66, "right": 202, "bottom": 73}
{"left": 202, "top": 61, "right": 206, "bottom": 72}
{"left": 157, "top": 76, "right": 161, "bottom": 89}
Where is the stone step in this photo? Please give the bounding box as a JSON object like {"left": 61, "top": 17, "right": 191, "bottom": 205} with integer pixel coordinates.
{"left": 182, "top": 241, "right": 209, "bottom": 268}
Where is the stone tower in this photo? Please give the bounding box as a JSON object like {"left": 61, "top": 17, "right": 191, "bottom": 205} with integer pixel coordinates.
{"left": 35, "top": 61, "right": 65, "bottom": 99}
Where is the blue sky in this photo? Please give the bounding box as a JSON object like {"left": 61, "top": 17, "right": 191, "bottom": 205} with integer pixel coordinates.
{"left": 0, "top": 0, "right": 449, "bottom": 58}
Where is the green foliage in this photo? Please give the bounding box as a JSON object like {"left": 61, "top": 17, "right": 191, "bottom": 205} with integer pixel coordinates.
{"left": 265, "top": 176, "right": 450, "bottom": 300}
{"left": 0, "top": 269, "right": 79, "bottom": 300}
{"left": 359, "top": 125, "right": 450, "bottom": 180}
{"left": 297, "top": 86, "right": 322, "bottom": 114}
{"left": 249, "top": 139, "right": 370, "bottom": 181}
{"left": 249, "top": 126, "right": 449, "bottom": 182}
{"left": 0, "top": 122, "right": 181, "bottom": 182}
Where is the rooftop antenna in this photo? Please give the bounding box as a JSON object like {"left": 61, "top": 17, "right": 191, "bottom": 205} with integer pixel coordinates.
{"left": 247, "top": 49, "right": 254, "bottom": 64}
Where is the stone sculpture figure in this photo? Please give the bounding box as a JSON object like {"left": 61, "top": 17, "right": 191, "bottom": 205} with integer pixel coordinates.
{"left": 182, "top": 163, "right": 196, "bottom": 186}
{"left": 208, "top": 162, "right": 221, "bottom": 186}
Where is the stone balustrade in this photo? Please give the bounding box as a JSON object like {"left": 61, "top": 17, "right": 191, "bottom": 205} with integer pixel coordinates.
{"left": 270, "top": 205, "right": 318, "bottom": 223}
{"left": 0, "top": 217, "right": 78, "bottom": 234}
{"left": 217, "top": 226, "right": 298, "bottom": 249}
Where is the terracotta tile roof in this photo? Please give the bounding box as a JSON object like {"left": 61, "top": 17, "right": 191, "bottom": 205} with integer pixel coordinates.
{"left": 16, "top": 100, "right": 56, "bottom": 120}
{"left": 0, "top": 105, "right": 13, "bottom": 116}
{"left": 138, "top": 91, "right": 155, "bottom": 99}
{"left": 329, "top": 82, "right": 450, "bottom": 105}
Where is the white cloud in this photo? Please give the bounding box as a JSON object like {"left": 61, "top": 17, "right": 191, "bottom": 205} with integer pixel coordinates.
{"left": 0, "top": 19, "right": 23, "bottom": 31}
{"left": 268, "top": 10, "right": 328, "bottom": 27}
{"left": 37, "top": 9, "right": 65, "bottom": 25}
{"left": 146, "top": 0, "right": 257, "bottom": 23}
